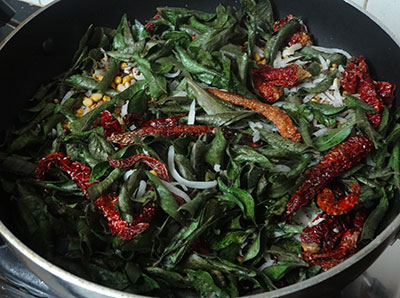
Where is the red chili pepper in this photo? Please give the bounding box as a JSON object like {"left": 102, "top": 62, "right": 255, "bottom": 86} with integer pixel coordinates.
{"left": 341, "top": 57, "right": 396, "bottom": 127}
{"left": 375, "top": 81, "right": 396, "bottom": 106}
{"left": 340, "top": 56, "right": 369, "bottom": 94}
{"left": 288, "top": 31, "right": 312, "bottom": 47}
{"left": 144, "top": 12, "right": 162, "bottom": 34}
{"left": 273, "top": 14, "right": 312, "bottom": 46}
{"left": 302, "top": 210, "right": 367, "bottom": 271}
{"left": 300, "top": 213, "right": 349, "bottom": 254}
{"left": 100, "top": 110, "right": 124, "bottom": 138}
{"left": 284, "top": 134, "right": 373, "bottom": 218}
{"left": 273, "top": 14, "right": 294, "bottom": 32}
{"left": 35, "top": 152, "right": 94, "bottom": 197}
{"left": 94, "top": 193, "right": 152, "bottom": 240}
{"left": 141, "top": 113, "right": 188, "bottom": 129}
{"left": 107, "top": 125, "right": 214, "bottom": 146}
{"left": 252, "top": 64, "right": 310, "bottom": 103}
{"left": 107, "top": 153, "right": 170, "bottom": 181}
{"left": 35, "top": 152, "right": 158, "bottom": 240}
{"left": 316, "top": 182, "right": 361, "bottom": 216}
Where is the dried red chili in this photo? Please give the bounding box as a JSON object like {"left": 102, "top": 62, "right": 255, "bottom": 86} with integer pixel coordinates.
{"left": 252, "top": 64, "right": 311, "bottom": 103}
{"left": 35, "top": 152, "right": 158, "bottom": 240}
{"left": 273, "top": 14, "right": 294, "bottom": 32}
{"left": 207, "top": 88, "right": 301, "bottom": 142}
{"left": 316, "top": 182, "right": 361, "bottom": 216}
{"left": 302, "top": 210, "right": 367, "bottom": 271}
{"left": 141, "top": 113, "right": 188, "bottom": 129}
{"left": 94, "top": 193, "right": 152, "bottom": 240}
{"left": 341, "top": 56, "right": 396, "bottom": 127}
{"left": 108, "top": 125, "right": 214, "bottom": 146}
{"left": 300, "top": 213, "right": 349, "bottom": 254}
{"left": 107, "top": 153, "right": 170, "bottom": 181}
{"left": 288, "top": 31, "right": 312, "bottom": 47}
{"left": 375, "top": 81, "right": 396, "bottom": 106}
{"left": 284, "top": 134, "right": 373, "bottom": 218}
{"left": 100, "top": 110, "right": 124, "bottom": 138}
{"left": 273, "top": 14, "right": 312, "bottom": 46}
{"left": 35, "top": 152, "right": 94, "bottom": 197}
{"left": 144, "top": 12, "right": 162, "bottom": 34}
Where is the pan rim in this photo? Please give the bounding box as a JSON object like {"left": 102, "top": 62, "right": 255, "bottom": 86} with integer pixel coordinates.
{"left": 0, "top": 0, "right": 400, "bottom": 297}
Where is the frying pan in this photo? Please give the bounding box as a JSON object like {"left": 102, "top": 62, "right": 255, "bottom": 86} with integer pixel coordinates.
{"left": 0, "top": 0, "right": 399, "bottom": 297}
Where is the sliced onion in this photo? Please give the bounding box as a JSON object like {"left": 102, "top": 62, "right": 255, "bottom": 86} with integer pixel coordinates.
{"left": 121, "top": 101, "right": 129, "bottom": 118}
{"left": 311, "top": 45, "right": 352, "bottom": 59}
{"left": 60, "top": 90, "right": 75, "bottom": 105}
{"left": 173, "top": 91, "right": 188, "bottom": 97}
{"left": 124, "top": 169, "right": 136, "bottom": 181}
{"left": 272, "top": 101, "right": 284, "bottom": 107}
{"left": 187, "top": 99, "right": 196, "bottom": 125}
{"left": 254, "top": 46, "right": 265, "bottom": 57}
{"left": 161, "top": 180, "right": 191, "bottom": 203}
{"left": 252, "top": 130, "right": 260, "bottom": 143}
{"left": 133, "top": 68, "right": 145, "bottom": 81}
{"left": 319, "top": 55, "right": 329, "bottom": 71}
{"left": 83, "top": 105, "right": 89, "bottom": 116}
{"left": 292, "top": 207, "right": 322, "bottom": 227}
{"left": 168, "top": 146, "right": 217, "bottom": 189}
{"left": 282, "top": 43, "right": 302, "bottom": 57}
{"left": 170, "top": 181, "right": 188, "bottom": 191}
{"left": 163, "top": 69, "right": 181, "bottom": 78}
{"left": 313, "top": 127, "right": 328, "bottom": 137}
{"left": 258, "top": 254, "right": 274, "bottom": 272}
{"left": 129, "top": 124, "right": 137, "bottom": 131}
{"left": 303, "top": 93, "right": 316, "bottom": 103}
{"left": 136, "top": 180, "right": 147, "bottom": 198}
{"left": 310, "top": 216, "right": 325, "bottom": 227}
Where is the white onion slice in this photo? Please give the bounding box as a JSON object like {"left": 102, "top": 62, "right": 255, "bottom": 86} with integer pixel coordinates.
{"left": 258, "top": 254, "right": 274, "bottom": 272}
{"left": 313, "top": 127, "right": 328, "bottom": 137}
{"left": 319, "top": 55, "right": 329, "bottom": 70}
{"left": 163, "top": 69, "right": 181, "bottom": 78}
{"left": 282, "top": 43, "right": 302, "bottom": 57}
{"left": 173, "top": 91, "right": 188, "bottom": 97}
{"left": 168, "top": 146, "right": 217, "bottom": 189}
{"left": 133, "top": 68, "right": 145, "bottom": 81}
{"left": 120, "top": 101, "right": 129, "bottom": 118}
{"left": 170, "top": 181, "right": 188, "bottom": 192}
{"left": 124, "top": 169, "right": 136, "bottom": 181}
{"left": 60, "top": 90, "right": 75, "bottom": 105}
{"left": 161, "top": 180, "right": 191, "bottom": 203}
{"left": 136, "top": 180, "right": 147, "bottom": 198}
{"left": 311, "top": 45, "right": 352, "bottom": 59}
{"left": 303, "top": 93, "right": 316, "bottom": 103}
{"left": 214, "top": 164, "right": 221, "bottom": 172}
{"left": 254, "top": 45, "right": 265, "bottom": 57}
{"left": 187, "top": 99, "right": 196, "bottom": 125}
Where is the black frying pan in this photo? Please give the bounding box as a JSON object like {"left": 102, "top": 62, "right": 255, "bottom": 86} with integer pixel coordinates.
{"left": 0, "top": 1, "right": 399, "bottom": 297}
